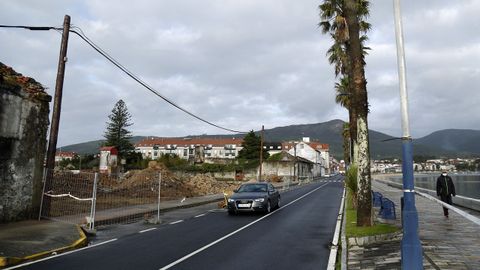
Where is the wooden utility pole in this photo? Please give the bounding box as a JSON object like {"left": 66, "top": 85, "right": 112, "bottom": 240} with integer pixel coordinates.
{"left": 259, "top": 125, "right": 264, "bottom": 181}
{"left": 45, "top": 15, "right": 71, "bottom": 173}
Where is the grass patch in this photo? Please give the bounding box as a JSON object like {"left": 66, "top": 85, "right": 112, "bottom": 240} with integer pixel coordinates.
{"left": 345, "top": 189, "right": 399, "bottom": 238}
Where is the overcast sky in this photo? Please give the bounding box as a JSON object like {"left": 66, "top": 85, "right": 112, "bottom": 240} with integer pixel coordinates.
{"left": 1, "top": 0, "right": 479, "bottom": 146}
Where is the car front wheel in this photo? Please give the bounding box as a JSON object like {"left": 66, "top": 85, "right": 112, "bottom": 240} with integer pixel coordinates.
{"left": 265, "top": 200, "right": 271, "bottom": 214}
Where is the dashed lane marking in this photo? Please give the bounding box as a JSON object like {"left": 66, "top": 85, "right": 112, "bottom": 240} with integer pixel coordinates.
{"left": 139, "top": 228, "right": 157, "bottom": 233}
{"left": 169, "top": 220, "right": 184, "bottom": 225}
{"left": 194, "top": 214, "right": 206, "bottom": 218}
{"left": 158, "top": 182, "right": 330, "bottom": 270}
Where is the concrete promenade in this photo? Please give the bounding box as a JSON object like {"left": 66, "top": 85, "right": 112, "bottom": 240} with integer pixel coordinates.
{"left": 348, "top": 179, "right": 480, "bottom": 269}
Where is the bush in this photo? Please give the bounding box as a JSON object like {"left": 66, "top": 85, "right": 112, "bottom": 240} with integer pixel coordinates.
{"left": 345, "top": 164, "right": 358, "bottom": 209}
{"left": 267, "top": 153, "right": 282, "bottom": 162}
{"left": 157, "top": 154, "right": 189, "bottom": 169}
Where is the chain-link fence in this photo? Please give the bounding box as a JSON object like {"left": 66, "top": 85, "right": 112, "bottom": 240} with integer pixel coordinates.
{"left": 39, "top": 170, "right": 96, "bottom": 228}
{"left": 39, "top": 169, "right": 245, "bottom": 229}
{"left": 39, "top": 169, "right": 163, "bottom": 229}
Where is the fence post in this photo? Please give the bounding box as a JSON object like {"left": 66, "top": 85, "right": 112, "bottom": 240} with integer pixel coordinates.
{"left": 38, "top": 167, "right": 48, "bottom": 220}
{"left": 157, "top": 172, "right": 161, "bottom": 222}
{"left": 89, "top": 173, "right": 98, "bottom": 230}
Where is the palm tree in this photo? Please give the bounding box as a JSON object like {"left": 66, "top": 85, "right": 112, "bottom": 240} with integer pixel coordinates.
{"left": 320, "top": 0, "right": 373, "bottom": 226}
{"left": 342, "top": 122, "right": 351, "bottom": 165}
{"left": 320, "top": 0, "right": 370, "bottom": 166}
{"left": 343, "top": 0, "right": 372, "bottom": 226}
{"left": 335, "top": 76, "right": 353, "bottom": 163}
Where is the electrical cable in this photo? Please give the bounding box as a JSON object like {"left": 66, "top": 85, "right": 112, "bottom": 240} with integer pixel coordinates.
{"left": 68, "top": 26, "right": 247, "bottom": 134}
{"left": 0, "top": 24, "right": 247, "bottom": 134}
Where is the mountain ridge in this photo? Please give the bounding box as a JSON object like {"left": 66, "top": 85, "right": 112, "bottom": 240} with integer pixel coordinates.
{"left": 59, "top": 120, "right": 480, "bottom": 159}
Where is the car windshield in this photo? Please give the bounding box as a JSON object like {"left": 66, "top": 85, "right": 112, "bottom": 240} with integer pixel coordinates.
{"left": 237, "top": 184, "right": 267, "bottom": 193}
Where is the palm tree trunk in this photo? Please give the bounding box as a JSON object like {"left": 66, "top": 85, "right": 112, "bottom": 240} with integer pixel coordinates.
{"left": 345, "top": 0, "right": 372, "bottom": 227}
{"left": 348, "top": 106, "right": 358, "bottom": 164}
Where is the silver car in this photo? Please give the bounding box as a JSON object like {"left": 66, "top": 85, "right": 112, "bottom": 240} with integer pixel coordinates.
{"left": 227, "top": 182, "right": 280, "bottom": 215}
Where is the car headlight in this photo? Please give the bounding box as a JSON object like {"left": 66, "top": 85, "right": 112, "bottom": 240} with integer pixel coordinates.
{"left": 254, "top": 198, "right": 265, "bottom": 202}
{"left": 228, "top": 198, "right": 235, "bottom": 203}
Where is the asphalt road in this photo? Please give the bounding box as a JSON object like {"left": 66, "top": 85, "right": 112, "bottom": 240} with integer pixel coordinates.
{"left": 14, "top": 176, "right": 344, "bottom": 270}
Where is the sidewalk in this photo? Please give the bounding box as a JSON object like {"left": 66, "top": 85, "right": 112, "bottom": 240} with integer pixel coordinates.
{"left": 0, "top": 220, "right": 86, "bottom": 268}
{"left": 347, "top": 179, "right": 480, "bottom": 269}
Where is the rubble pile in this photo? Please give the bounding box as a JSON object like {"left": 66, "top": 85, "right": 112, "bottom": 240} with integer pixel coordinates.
{"left": 106, "top": 161, "right": 240, "bottom": 199}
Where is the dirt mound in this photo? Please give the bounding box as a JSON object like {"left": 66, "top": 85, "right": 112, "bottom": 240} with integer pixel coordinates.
{"left": 103, "top": 161, "right": 240, "bottom": 199}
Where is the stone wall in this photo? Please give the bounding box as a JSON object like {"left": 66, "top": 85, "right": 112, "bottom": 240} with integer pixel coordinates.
{"left": 0, "top": 63, "right": 51, "bottom": 222}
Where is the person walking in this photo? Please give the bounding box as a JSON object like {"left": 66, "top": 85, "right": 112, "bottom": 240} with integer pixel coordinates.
{"left": 436, "top": 171, "right": 456, "bottom": 218}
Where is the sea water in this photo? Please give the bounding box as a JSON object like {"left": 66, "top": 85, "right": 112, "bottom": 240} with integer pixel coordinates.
{"left": 390, "top": 173, "right": 480, "bottom": 199}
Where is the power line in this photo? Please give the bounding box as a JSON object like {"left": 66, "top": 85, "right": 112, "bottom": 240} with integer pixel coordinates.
{"left": 1, "top": 23, "right": 247, "bottom": 134}
{"left": 69, "top": 27, "right": 247, "bottom": 134}
{"left": 0, "top": 25, "right": 60, "bottom": 31}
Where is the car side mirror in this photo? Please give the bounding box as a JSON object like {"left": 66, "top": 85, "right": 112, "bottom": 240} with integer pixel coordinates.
{"left": 233, "top": 189, "right": 238, "bottom": 193}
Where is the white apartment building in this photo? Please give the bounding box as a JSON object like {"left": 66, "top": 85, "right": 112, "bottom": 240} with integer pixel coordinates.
{"left": 135, "top": 137, "right": 244, "bottom": 160}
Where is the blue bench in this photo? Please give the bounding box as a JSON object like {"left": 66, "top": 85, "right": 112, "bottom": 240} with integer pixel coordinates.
{"left": 372, "top": 191, "right": 383, "bottom": 207}
{"left": 379, "top": 197, "right": 396, "bottom": 220}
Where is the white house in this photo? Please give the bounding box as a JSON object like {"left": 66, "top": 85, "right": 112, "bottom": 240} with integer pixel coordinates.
{"left": 54, "top": 151, "right": 77, "bottom": 162}
{"left": 282, "top": 137, "right": 329, "bottom": 177}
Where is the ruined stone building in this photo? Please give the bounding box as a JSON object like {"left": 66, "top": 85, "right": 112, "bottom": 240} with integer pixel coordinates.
{"left": 0, "top": 62, "right": 51, "bottom": 222}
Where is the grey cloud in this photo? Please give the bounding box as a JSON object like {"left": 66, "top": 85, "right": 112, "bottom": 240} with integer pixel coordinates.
{"left": 1, "top": 0, "right": 479, "bottom": 146}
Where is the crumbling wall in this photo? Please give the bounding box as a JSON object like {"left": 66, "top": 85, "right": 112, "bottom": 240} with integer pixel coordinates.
{"left": 0, "top": 63, "right": 51, "bottom": 222}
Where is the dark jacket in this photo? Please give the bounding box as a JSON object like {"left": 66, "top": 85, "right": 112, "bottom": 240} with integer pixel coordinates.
{"left": 436, "top": 175, "right": 456, "bottom": 197}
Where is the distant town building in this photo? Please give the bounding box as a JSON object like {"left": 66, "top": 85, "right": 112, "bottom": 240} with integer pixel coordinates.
{"left": 54, "top": 151, "right": 77, "bottom": 162}
{"left": 263, "top": 142, "right": 283, "bottom": 155}
{"left": 135, "top": 137, "right": 244, "bottom": 161}
{"left": 262, "top": 151, "right": 314, "bottom": 181}
{"left": 134, "top": 137, "right": 330, "bottom": 177}
{"left": 282, "top": 137, "right": 330, "bottom": 175}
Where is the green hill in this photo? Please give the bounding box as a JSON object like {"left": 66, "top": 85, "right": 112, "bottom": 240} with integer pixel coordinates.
{"left": 59, "top": 136, "right": 146, "bottom": 155}
{"left": 59, "top": 121, "right": 480, "bottom": 159}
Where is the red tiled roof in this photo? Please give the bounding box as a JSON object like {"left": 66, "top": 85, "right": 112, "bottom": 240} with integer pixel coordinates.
{"left": 135, "top": 137, "right": 244, "bottom": 147}
{"left": 281, "top": 141, "right": 329, "bottom": 151}
{"left": 55, "top": 151, "right": 77, "bottom": 158}
{"left": 100, "top": 146, "right": 118, "bottom": 155}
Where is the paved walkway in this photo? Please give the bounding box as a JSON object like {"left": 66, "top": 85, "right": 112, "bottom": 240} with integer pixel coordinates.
{"left": 348, "top": 179, "right": 480, "bottom": 269}
{"left": 0, "top": 220, "right": 86, "bottom": 268}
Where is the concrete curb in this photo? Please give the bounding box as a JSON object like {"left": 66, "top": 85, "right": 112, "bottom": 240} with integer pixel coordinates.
{"left": 348, "top": 231, "right": 402, "bottom": 247}
{"left": 0, "top": 225, "right": 87, "bottom": 268}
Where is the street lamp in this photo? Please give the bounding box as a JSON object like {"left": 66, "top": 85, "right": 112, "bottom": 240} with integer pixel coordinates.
{"left": 393, "top": 1, "right": 423, "bottom": 269}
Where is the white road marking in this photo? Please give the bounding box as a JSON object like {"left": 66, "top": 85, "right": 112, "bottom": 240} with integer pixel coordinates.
{"left": 4, "top": 238, "right": 118, "bottom": 270}
{"left": 158, "top": 182, "right": 330, "bottom": 270}
{"left": 139, "top": 228, "right": 157, "bottom": 233}
{"left": 194, "top": 214, "right": 206, "bottom": 218}
{"left": 169, "top": 220, "right": 184, "bottom": 225}
{"left": 208, "top": 209, "right": 226, "bottom": 213}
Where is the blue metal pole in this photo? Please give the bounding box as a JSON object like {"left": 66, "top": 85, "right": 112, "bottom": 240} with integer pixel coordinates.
{"left": 393, "top": 0, "right": 423, "bottom": 269}
{"left": 401, "top": 140, "right": 423, "bottom": 269}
